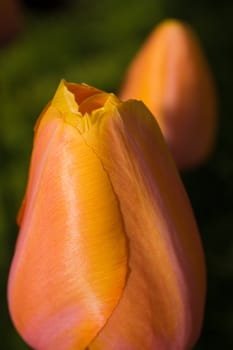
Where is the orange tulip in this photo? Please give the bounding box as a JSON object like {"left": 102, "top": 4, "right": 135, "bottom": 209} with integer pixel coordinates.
{"left": 8, "top": 80, "right": 206, "bottom": 350}
{"left": 0, "top": 0, "right": 23, "bottom": 46}
{"left": 119, "top": 19, "right": 218, "bottom": 170}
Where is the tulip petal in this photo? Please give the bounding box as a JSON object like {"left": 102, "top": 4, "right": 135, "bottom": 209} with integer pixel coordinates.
{"left": 8, "top": 89, "right": 128, "bottom": 349}
{"left": 85, "top": 100, "right": 206, "bottom": 350}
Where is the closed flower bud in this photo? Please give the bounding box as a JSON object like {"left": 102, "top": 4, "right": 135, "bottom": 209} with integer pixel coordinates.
{"left": 0, "top": 0, "right": 23, "bottom": 46}
{"left": 8, "top": 80, "right": 206, "bottom": 350}
{"left": 119, "top": 19, "right": 218, "bottom": 170}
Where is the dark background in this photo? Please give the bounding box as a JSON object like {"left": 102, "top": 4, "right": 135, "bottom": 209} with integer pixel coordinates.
{"left": 1, "top": 0, "right": 233, "bottom": 348}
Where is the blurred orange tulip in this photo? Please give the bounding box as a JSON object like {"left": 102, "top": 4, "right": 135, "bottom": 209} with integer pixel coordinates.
{"left": 119, "top": 19, "right": 218, "bottom": 170}
{"left": 0, "top": 0, "right": 23, "bottom": 46}
{"left": 8, "top": 80, "right": 206, "bottom": 350}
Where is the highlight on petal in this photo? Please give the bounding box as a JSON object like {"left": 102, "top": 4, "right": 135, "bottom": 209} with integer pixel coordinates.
{"left": 8, "top": 80, "right": 206, "bottom": 350}
{"left": 119, "top": 19, "right": 218, "bottom": 170}
{"left": 8, "top": 81, "right": 128, "bottom": 350}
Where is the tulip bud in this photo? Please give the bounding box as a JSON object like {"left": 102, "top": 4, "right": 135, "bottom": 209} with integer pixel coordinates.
{"left": 119, "top": 19, "right": 218, "bottom": 170}
{"left": 8, "top": 80, "right": 206, "bottom": 350}
{"left": 0, "top": 0, "right": 23, "bottom": 46}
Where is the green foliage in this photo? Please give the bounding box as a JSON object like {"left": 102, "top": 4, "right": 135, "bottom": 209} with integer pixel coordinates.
{"left": 1, "top": 0, "right": 233, "bottom": 348}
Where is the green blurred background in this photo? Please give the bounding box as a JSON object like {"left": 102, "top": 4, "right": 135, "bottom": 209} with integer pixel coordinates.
{"left": 1, "top": 0, "right": 233, "bottom": 348}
